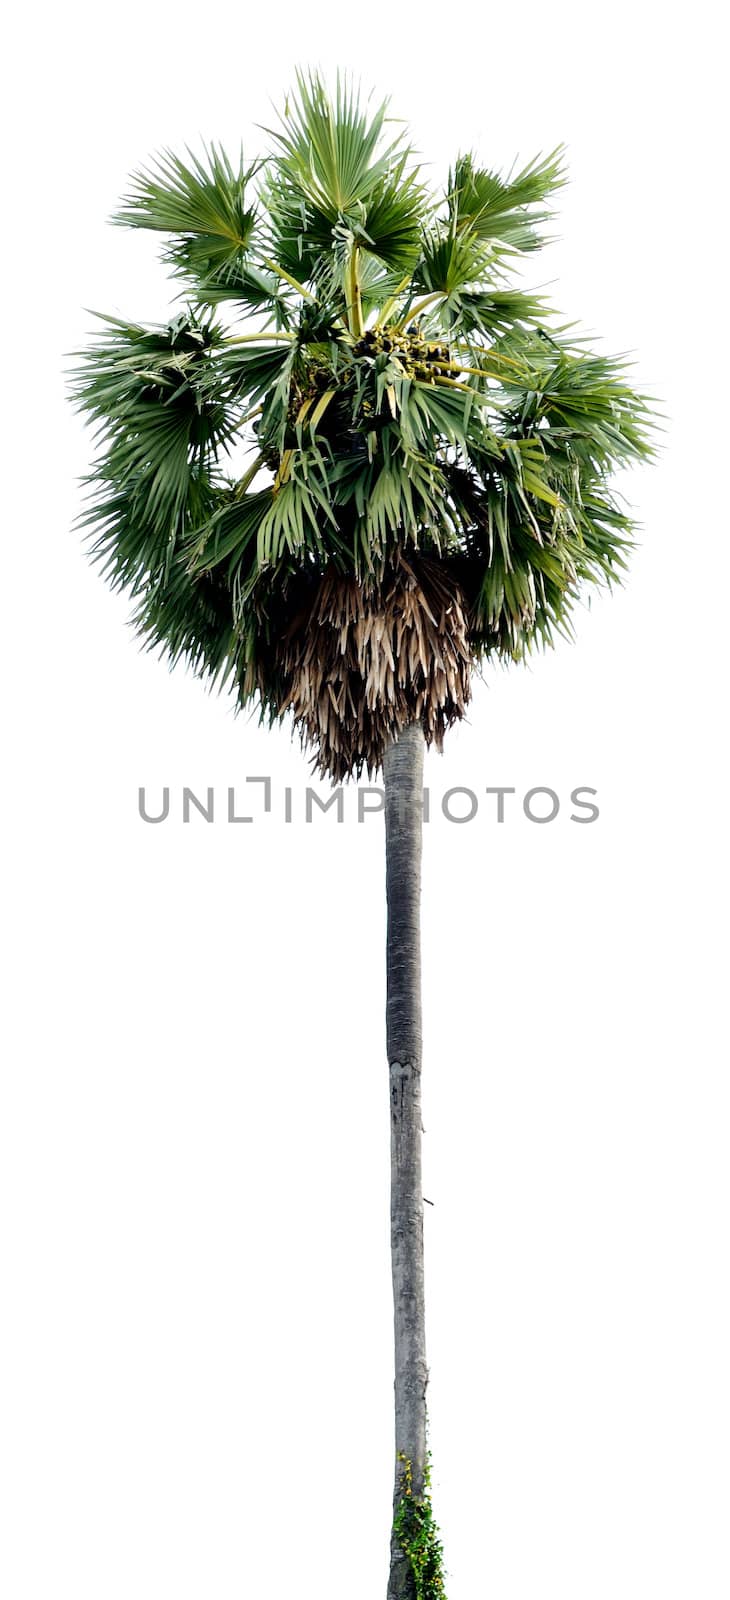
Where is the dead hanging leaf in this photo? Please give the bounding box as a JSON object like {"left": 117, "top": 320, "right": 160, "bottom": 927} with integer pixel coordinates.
{"left": 268, "top": 548, "right": 472, "bottom": 781}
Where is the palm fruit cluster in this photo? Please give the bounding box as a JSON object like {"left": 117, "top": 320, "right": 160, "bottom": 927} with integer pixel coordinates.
{"left": 353, "top": 325, "right": 452, "bottom": 382}
{"left": 255, "top": 324, "right": 454, "bottom": 469}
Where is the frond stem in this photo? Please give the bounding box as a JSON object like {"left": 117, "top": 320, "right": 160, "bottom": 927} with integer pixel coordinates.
{"left": 346, "top": 244, "right": 364, "bottom": 338}
{"left": 261, "top": 257, "right": 317, "bottom": 303}
{"left": 230, "top": 403, "right": 264, "bottom": 435}
{"left": 223, "top": 331, "right": 294, "bottom": 344}
{"left": 374, "top": 275, "right": 412, "bottom": 331}
{"left": 234, "top": 452, "right": 266, "bottom": 498}
{"left": 397, "top": 293, "right": 444, "bottom": 330}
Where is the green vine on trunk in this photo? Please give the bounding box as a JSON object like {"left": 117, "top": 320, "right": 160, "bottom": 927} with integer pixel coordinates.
{"left": 393, "top": 1452, "right": 447, "bottom": 1600}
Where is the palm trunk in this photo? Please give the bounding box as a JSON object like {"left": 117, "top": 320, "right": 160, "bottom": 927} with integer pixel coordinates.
{"left": 383, "top": 723, "right": 428, "bottom": 1600}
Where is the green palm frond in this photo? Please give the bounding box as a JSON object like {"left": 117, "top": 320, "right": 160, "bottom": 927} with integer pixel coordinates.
{"left": 191, "top": 259, "right": 288, "bottom": 323}
{"left": 266, "top": 70, "right": 399, "bottom": 214}
{"left": 133, "top": 552, "right": 236, "bottom": 680}
{"left": 72, "top": 311, "right": 234, "bottom": 583}
{"left": 187, "top": 487, "right": 272, "bottom": 576}
{"left": 448, "top": 148, "right": 566, "bottom": 252}
{"left": 219, "top": 339, "right": 295, "bottom": 404}
{"left": 499, "top": 334, "right": 656, "bottom": 473}
{"left": 256, "top": 467, "right": 340, "bottom": 566}
{"left": 448, "top": 286, "right": 551, "bottom": 337}
{"left": 415, "top": 226, "right": 487, "bottom": 305}
{"left": 353, "top": 157, "right": 428, "bottom": 271}
{"left": 114, "top": 144, "right": 259, "bottom": 288}
{"left": 262, "top": 73, "right": 428, "bottom": 295}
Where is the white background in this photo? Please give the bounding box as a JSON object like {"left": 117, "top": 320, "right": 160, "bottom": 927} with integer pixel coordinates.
{"left": 2, "top": 3, "right": 728, "bottom": 1596}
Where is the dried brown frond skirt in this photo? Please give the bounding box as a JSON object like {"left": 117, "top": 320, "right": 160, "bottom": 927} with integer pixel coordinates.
{"left": 272, "top": 550, "right": 472, "bottom": 781}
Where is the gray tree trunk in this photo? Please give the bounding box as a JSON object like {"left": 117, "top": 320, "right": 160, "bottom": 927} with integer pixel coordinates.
{"left": 383, "top": 723, "right": 428, "bottom": 1600}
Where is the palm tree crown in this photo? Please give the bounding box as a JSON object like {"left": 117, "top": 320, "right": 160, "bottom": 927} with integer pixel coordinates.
{"left": 73, "top": 72, "right": 653, "bottom": 780}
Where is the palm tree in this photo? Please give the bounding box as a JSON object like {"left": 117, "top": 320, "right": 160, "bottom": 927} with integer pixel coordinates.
{"left": 73, "top": 73, "right": 654, "bottom": 1600}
